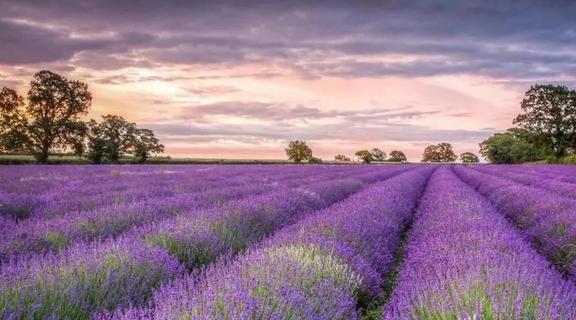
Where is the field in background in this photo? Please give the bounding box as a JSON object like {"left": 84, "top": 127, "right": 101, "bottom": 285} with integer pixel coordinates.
{"left": 1, "top": 164, "right": 576, "bottom": 319}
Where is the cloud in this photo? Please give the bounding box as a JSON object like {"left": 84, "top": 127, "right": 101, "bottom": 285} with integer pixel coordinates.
{"left": 145, "top": 100, "right": 487, "bottom": 147}
{"left": 0, "top": 19, "right": 113, "bottom": 64}
{"left": 0, "top": 0, "right": 572, "bottom": 160}
{"left": 0, "top": 1, "right": 575, "bottom": 80}
{"left": 178, "top": 101, "right": 436, "bottom": 123}
{"left": 145, "top": 120, "right": 491, "bottom": 146}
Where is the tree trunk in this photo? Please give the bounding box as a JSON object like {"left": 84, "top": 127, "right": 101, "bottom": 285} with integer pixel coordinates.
{"left": 34, "top": 141, "right": 50, "bottom": 163}
{"left": 36, "top": 148, "right": 49, "bottom": 163}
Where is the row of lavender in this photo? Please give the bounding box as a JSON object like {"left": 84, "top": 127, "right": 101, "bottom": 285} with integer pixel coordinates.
{"left": 472, "top": 165, "right": 576, "bottom": 198}
{"left": 0, "top": 165, "right": 380, "bottom": 262}
{"left": 454, "top": 166, "right": 576, "bottom": 279}
{"left": 0, "top": 165, "right": 411, "bottom": 319}
{"left": 110, "top": 167, "right": 433, "bottom": 319}
{"left": 3, "top": 164, "right": 576, "bottom": 319}
{"left": 384, "top": 167, "right": 576, "bottom": 319}
{"left": 111, "top": 166, "right": 576, "bottom": 319}
{"left": 0, "top": 165, "right": 361, "bottom": 221}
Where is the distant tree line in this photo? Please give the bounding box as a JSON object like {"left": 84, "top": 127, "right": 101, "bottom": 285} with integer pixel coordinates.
{"left": 421, "top": 142, "right": 478, "bottom": 163}
{"left": 353, "top": 148, "right": 407, "bottom": 163}
{"left": 480, "top": 84, "right": 576, "bottom": 164}
{"left": 0, "top": 70, "right": 163, "bottom": 163}
{"left": 285, "top": 140, "right": 478, "bottom": 164}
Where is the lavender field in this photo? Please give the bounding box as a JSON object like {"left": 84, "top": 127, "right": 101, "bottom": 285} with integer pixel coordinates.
{"left": 1, "top": 164, "right": 576, "bottom": 320}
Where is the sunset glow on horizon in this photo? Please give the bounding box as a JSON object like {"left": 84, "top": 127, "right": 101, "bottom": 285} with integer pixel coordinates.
{"left": 1, "top": 1, "right": 575, "bottom": 161}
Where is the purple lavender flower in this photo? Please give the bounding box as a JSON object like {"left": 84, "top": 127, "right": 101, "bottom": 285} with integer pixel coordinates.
{"left": 385, "top": 167, "right": 576, "bottom": 319}
{"left": 0, "top": 236, "right": 184, "bottom": 320}
{"left": 116, "top": 167, "right": 432, "bottom": 320}
{"left": 454, "top": 166, "right": 576, "bottom": 279}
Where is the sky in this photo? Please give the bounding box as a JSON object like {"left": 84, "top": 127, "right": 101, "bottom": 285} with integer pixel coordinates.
{"left": 1, "top": 0, "right": 575, "bottom": 161}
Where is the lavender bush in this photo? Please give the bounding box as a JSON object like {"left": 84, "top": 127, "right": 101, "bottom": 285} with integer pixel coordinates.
{"left": 384, "top": 167, "right": 576, "bottom": 319}
{"left": 0, "top": 165, "right": 410, "bottom": 319}
{"left": 454, "top": 166, "right": 576, "bottom": 278}
{"left": 115, "top": 168, "right": 432, "bottom": 319}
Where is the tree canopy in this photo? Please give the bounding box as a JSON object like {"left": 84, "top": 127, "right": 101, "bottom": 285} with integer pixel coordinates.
{"left": 370, "top": 148, "right": 386, "bottom": 161}
{"left": 459, "top": 152, "right": 479, "bottom": 164}
{"left": 421, "top": 143, "right": 457, "bottom": 163}
{"left": 0, "top": 70, "right": 92, "bottom": 162}
{"left": 355, "top": 150, "right": 373, "bottom": 163}
{"left": 388, "top": 150, "right": 407, "bottom": 162}
{"left": 0, "top": 70, "right": 164, "bottom": 164}
{"left": 513, "top": 84, "right": 576, "bottom": 157}
{"left": 479, "top": 131, "right": 546, "bottom": 164}
{"left": 87, "top": 115, "right": 164, "bottom": 163}
{"left": 355, "top": 148, "right": 391, "bottom": 163}
{"left": 334, "top": 154, "right": 351, "bottom": 162}
{"left": 285, "top": 140, "right": 313, "bottom": 163}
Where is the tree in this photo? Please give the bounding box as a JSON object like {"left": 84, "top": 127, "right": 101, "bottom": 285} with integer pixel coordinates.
{"left": 479, "top": 131, "right": 546, "bottom": 164}
{"left": 334, "top": 154, "right": 351, "bottom": 162}
{"left": 421, "top": 142, "right": 457, "bottom": 162}
{"left": 86, "top": 119, "right": 107, "bottom": 164}
{"left": 285, "top": 140, "right": 312, "bottom": 163}
{"left": 459, "top": 152, "right": 479, "bottom": 164}
{"left": 63, "top": 120, "right": 88, "bottom": 157}
{"left": 88, "top": 115, "right": 136, "bottom": 162}
{"left": 0, "top": 87, "right": 27, "bottom": 152}
{"left": 308, "top": 156, "right": 322, "bottom": 164}
{"left": 355, "top": 150, "right": 373, "bottom": 163}
{"left": 132, "top": 128, "right": 164, "bottom": 163}
{"left": 388, "top": 150, "right": 407, "bottom": 162}
{"left": 513, "top": 84, "right": 576, "bottom": 157}
{"left": 0, "top": 71, "right": 92, "bottom": 163}
{"left": 370, "top": 148, "right": 386, "bottom": 161}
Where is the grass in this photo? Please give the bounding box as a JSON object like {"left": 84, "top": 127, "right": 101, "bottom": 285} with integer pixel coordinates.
{"left": 361, "top": 227, "right": 411, "bottom": 320}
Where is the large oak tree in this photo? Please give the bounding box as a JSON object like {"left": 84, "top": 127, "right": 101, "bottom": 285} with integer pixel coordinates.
{"left": 0, "top": 71, "right": 92, "bottom": 162}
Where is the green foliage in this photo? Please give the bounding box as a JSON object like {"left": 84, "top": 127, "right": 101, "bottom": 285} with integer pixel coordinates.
{"left": 145, "top": 233, "right": 215, "bottom": 270}
{"left": 132, "top": 128, "right": 164, "bottom": 163}
{"left": 459, "top": 152, "right": 479, "bottom": 164}
{"left": 63, "top": 120, "right": 88, "bottom": 157}
{"left": 285, "top": 140, "right": 313, "bottom": 163}
{"left": 388, "top": 150, "right": 407, "bottom": 162}
{"left": 44, "top": 232, "right": 70, "bottom": 251}
{"left": 0, "top": 87, "right": 26, "bottom": 153}
{"left": 411, "top": 282, "right": 544, "bottom": 320}
{"left": 513, "top": 84, "right": 576, "bottom": 157}
{"left": 308, "top": 156, "right": 323, "bottom": 164}
{"left": 334, "top": 154, "right": 351, "bottom": 162}
{"left": 356, "top": 148, "right": 384, "bottom": 163}
{"left": 87, "top": 115, "right": 136, "bottom": 162}
{"left": 1, "top": 70, "right": 163, "bottom": 164}
{"left": 0, "top": 250, "right": 168, "bottom": 319}
{"left": 421, "top": 143, "right": 457, "bottom": 163}
{"left": 560, "top": 154, "right": 576, "bottom": 164}
{"left": 86, "top": 115, "right": 163, "bottom": 163}
{"left": 479, "top": 131, "right": 546, "bottom": 164}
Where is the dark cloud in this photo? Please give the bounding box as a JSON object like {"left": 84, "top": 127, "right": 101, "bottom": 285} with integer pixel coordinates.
{"left": 0, "top": 20, "right": 112, "bottom": 64}
{"left": 0, "top": 1, "right": 574, "bottom": 80}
